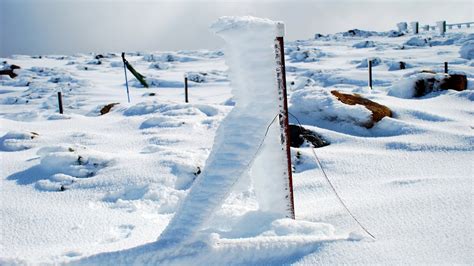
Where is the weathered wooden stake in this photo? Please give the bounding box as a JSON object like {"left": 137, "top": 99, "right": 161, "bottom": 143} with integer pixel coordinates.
{"left": 368, "top": 59, "right": 373, "bottom": 89}
{"left": 444, "top": 62, "right": 448, "bottom": 74}
{"left": 57, "top": 91, "right": 63, "bottom": 114}
{"left": 184, "top": 75, "right": 189, "bottom": 103}
{"left": 275, "top": 22, "right": 295, "bottom": 220}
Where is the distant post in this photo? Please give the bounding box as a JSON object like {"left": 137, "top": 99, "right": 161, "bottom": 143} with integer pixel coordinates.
{"left": 57, "top": 92, "right": 64, "bottom": 114}
{"left": 368, "top": 59, "right": 373, "bottom": 89}
{"left": 444, "top": 62, "right": 448, "bottom": 74}
{"left": 437, "top": 21, "right": 446, "bottom": 35}
{"left": 184, "top": 74, "right": 189, "bottom": 103}
{"left": 410, "top": 22, "right": 419, "bottom": 34}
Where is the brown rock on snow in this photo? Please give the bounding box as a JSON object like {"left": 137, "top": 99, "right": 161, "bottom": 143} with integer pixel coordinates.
{"left": 331, "top": 90, "right": 392, "bottom": 128}
{"left": 414, "top": 73, "right": 467, "bottom": 97}
{"left": 100, "top": 103, "right": 119, "bottom": 115}
{"left": 439, "top": 74, "right": 467, "bottom": 91}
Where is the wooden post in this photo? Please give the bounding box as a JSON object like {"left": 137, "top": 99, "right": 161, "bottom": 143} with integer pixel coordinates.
{"left": 57, "top": 92, "right": 63, "bottom": 114}
{"left": 184, "top": 75, "right": 189, "bottom": 103}
{"left": 368, "top": 59, "right": 373, "bottom": 89}
{"left": 444, "top": 62, "right": 448, "bottom": 74}
{"left": 275, "top": 22, "right": 295, "bottom": 220}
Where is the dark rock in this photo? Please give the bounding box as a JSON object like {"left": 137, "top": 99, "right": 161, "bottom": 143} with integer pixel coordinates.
{"left": 289, "top": 124, "right": 330, "bottom": 148}
{"left": 314, "top": 33, "right": 326, "bottom": 39}
{"left": 100, "top": 103, "right": 119, "bottom": 115}
{"left": 0, "top": 64, "right": 21, "bottom": 78}
{"left": 399, "top": 62, "right": 406, "bottom": 69}
{"left": 414, "top": 73, "right": 467, "bottom": 97}
{"left": 331, "top": 90, "right": 392, "bottom": 128}
{"left": 387, "top": 30, "right": 404, "bottom": 37}
{"left": 439, "top": 74, "right": 467, "bottom": 91}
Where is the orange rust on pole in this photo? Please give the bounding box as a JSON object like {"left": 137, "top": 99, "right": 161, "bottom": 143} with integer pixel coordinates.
{"left": 275, "top": 23, "right": 295, "bottom": 219}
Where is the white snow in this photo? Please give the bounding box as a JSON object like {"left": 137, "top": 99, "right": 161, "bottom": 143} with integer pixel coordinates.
{"left": 1, "top": 16, "right": 473, "bottom": 265}
{"left": 459, "top": 40, "right": 474, "bottom": 59}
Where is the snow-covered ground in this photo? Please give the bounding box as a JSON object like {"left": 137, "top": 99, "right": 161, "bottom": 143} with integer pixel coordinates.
{"left": 1, "top": 18, "right": 473, "bottom": 264}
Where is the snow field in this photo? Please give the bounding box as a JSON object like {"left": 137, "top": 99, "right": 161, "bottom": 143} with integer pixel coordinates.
{"left": 1, "top": 17, "right": 473, "bottom": 264}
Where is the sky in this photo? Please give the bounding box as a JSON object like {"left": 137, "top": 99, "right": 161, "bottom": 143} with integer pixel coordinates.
{"left": 0, "top": 0, "right": 473, "bottom": 57}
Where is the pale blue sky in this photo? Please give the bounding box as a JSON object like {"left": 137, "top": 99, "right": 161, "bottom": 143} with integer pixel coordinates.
{"left": 1, "top": 0, "right": 472, "bottom": 56}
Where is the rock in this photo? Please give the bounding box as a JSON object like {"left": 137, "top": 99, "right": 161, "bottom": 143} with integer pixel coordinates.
{"left": 100, "top": 103, "right": 119, "bottom": 115}
{"left": 387, "top": 30, "right": 404, "bottom": 37}
{"left": 289, "top": 124, "right": 330, "bottom": 148}
{"left": 187, "top": 72, "right": 207, "bottom": 83}
{"left": 314, "top": 33, "right": 326, "bottom": 39}
{"left": 342, "top": 29, "right": 378, "bottom": 37}
{"left": 414, "top": 74, "right": 467, "bottom": 97}
{"left": 331, "top": 90, "right": 392, "bottom": 128}
{"left": 0, "top": 64, "right": 21, "bottom": 78}
{"left": 439, "top": 74, "right": 468, "bottom": 91}
{"left": 388, "top": 61, "right": 408, "bottom": 71}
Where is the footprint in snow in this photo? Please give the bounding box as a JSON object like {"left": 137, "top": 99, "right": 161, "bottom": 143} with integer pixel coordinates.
{"left": 101, "top": 224, "right": 135, "bottom": 243}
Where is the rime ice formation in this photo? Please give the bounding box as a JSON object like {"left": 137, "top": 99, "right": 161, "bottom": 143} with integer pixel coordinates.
{"left": 156, "top": 16, "right": 292, "bottom": 246}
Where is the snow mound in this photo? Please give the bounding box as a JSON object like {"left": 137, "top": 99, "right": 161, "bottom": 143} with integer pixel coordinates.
{"left": 387, "top": 61, "right": 413, "bottom": 71}
{"left": 124, "top": 101, "right": 222, "bottom": 118}
{"left": 130, "top": 77, "right": 183, "bottom": 88}
{"left": 103, "top": 184, "right": 186, "bottom": 213}
{"left": 357, "top": 57, "right": 382, "bottom": 68}
{"left": 290, "top": 87, "right": 372, "bottom": 127}
{"left": 140, "top": 116, "right": 185, "bottom": 129}
{"left": 459, "top": 40, "right": 474, "bottom": 60}
{"left": 405, "top": 37, "right": 429, "bottom": 47}
{"left": 291, "top": 76, "right": 316, "bottom": 91}
{"left": 288, "top": 47, "right": 326, "bottom": 62}
{"left": 0, "top": 131, "right": 39, "bottom": 151}
{"left": 149, "top": 62, "right": 171, "bottom": 70}
{"left": 352, "top": 40, "right": 376, "bottom": 48}
{"left": 143, "top": 53, "right": 198, "bottom": 63}
{"left": 341, "top": 29, "right": 378, "bottom": 38}
{"left": 37, "top": 145, "right": 114, "bottom": 183}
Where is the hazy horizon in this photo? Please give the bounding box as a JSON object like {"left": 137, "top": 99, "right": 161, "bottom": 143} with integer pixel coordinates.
{"left": 1, "top": 0, "right": 473, "bottom": 57}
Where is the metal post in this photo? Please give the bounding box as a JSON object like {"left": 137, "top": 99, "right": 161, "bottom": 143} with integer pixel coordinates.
{"left": 57, "top": 92, "right": 63, "bottom": 114}
{"left": 368, "top": 59, "right": 373, "bottom": 89}
{"left": 275, "top": 22, "right": 295, "bottom": 220}
{"left": 444, "top": 62, "right": 448, "bottom": 74}
{"left": 122, "top": 52, "right": 131, "bottom": 103}
{"left": 184, "top": 75, "right": 189, "bottom": 103}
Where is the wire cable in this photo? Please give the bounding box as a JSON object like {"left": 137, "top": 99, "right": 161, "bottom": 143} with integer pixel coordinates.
{"left": 288, "top": 112, "right": 376, "bottom": 240}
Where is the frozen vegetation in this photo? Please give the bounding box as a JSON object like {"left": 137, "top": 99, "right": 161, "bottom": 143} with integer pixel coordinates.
{"left": 0, "top": 16, "right": 473, "bottom": 265}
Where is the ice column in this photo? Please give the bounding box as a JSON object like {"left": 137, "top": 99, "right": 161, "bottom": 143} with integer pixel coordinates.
{"left": 156, "top": 16, "right": 292, "bottom": 245}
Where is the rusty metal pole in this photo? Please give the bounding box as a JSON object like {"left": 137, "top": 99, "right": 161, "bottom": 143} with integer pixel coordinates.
{"left": 275, "top": 22, "right": 295, "bottom": 220}
{"left": 184, "top": 74, "right": 189, "bottom": 103}
{"left": 57, "top": 91, "right": 63, "bottom": 114}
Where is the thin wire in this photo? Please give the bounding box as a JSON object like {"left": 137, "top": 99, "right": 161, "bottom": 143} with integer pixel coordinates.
{"left": 249, "top": 114, "right": 279, "bottom": 168}
{"left": 227, "top": 114, "right": 279, "bottom": 190}
{"left": 288, "top": 112, "right": 376, "bottom": 240}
